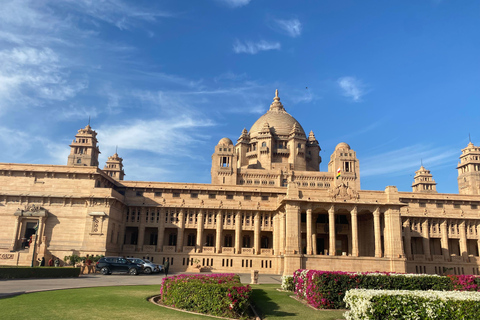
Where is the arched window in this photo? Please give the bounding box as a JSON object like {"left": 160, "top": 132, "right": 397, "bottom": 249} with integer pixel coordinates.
{"left": 224, "top": 234, "right": 233, "bottom": 247}
{"left": 206, "top": 234, "right": 214, "bottom": 247}
{"left": 77, "top": 159, "right": 82, "bottom": 164}
{"left": 187, "top": 233, "right": 195, "bottom": 246}
{"left": 262, "top": 142, "right": 266, "bottom": 147}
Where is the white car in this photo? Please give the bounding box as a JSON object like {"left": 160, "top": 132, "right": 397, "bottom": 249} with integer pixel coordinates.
{"left": 127, "top": 258, "right": 161, "bottom": 274}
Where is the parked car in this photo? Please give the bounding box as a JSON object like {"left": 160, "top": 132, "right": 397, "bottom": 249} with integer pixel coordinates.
{"left": 95, "top": 257, "right": 143, "bottom": 275}
{"left": 127, "top": 258, "right": 162, "bottom": 274}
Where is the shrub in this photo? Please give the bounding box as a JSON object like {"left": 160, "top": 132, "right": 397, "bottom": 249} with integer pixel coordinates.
{"left": 294, "top": 270, "right": 454, "bottom": 309}
{"left": 0, "top": 266, "right": 81, "bottom": 279}
{"left": 281, "top": 275, "right": 295, "bottom": 291}
{"left": 160, "top": 273, "right": 251, "bottom": 319}
{"left": 344, "top": 289, "right": 480, "bottom": 320}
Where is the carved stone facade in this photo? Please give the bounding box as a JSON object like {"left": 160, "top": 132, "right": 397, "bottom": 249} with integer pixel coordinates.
{"left": 1, "top": 91, "right": 480, "bottom": 276}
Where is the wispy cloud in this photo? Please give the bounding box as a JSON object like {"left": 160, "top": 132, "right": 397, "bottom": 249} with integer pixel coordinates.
{"left": 61, "top": 0, "right": 173, "bottom": 30}
{"left": 337, "top": 76, "right": 366, "bottom": 102}
{"left": 216, "top": 0, "right": 251, "bottom": 8}
{"left": 361, "top": 144, "right": 458, "bottom": 178}
{"left": 273, "top": 18, "right": 302, "bottom": 38}
{"left": 98, "top": 115, "right": 215, "bottom": 156}
{"left": 233, "top": 40, "right": 281, "bottom": 54}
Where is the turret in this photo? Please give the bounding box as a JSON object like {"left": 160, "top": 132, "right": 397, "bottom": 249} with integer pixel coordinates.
{"left": 457, "top": 141, "right": 480, "bottom": 195}
{"left": 412, "top": 166, "right": 437, "bottom": 193}
{"left": 67, "top": 124, "right": 100, "bottom": 167}
{"left": 103, "top": 152, "right": 125, "bottom": 180}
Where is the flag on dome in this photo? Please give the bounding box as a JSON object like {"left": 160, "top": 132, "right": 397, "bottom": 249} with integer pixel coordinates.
{"left": 336, "top": 168, "right": 341, "bottom": 179}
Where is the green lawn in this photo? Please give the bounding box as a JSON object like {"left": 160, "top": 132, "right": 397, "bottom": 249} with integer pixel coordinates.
{"left": 0, "top": 285, "right": 346, "bottom": 320}
{"left": 251, "top": 284, "right": 345, "bottom": 320}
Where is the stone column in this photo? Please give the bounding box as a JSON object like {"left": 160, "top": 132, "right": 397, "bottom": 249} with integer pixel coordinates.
{"left": 254, "top": 211, "right": 261, "bottom": 254}
{"left": 422, "top": 218, "right": 431, "bottom": 260}
{"left": 328, "top": 205, "right": 336, "bottom": 256}
{"left": 351, "top": 206, "right": 358, "bottom": 257}
{"left": 119, "top": 208, "right": 127, "bottom": 247}
{"left": 196, "top": 209, "right": 204, "bottom": 253}
{"left": 156, "top": 208, "right": 165, "bottom": 252}
{"left": 404, "top": 218, "right": 412, "bottom": 259}
{"left": 440, "top": 219, "right": 450, "bottom": 259}
{"left": 285, "top": 204, "right": 301, "bottom": 254}
{"left": 176, "top": 209, "right": 185, "bottom": 253}
{"left": 459, "top": 220, "right": 468, "bottom": 258}
{"left": 136, "top": 207, "right": 146, "bottom": 251}
{"left": 280, "top": 212, "right": 286, "bottom": 255}
{"left": 9, "top": 216, "right": 21, "bottom": 251}
{"left": 235, "top": 211, "right": 242, "bottom": 254}
{"left": 306, "top": 207, "right": 313, "bottom": 255}
{"left": 273, "top": 214, "right": 278, "bottom": 255}
{"left": 373, "top": 208, "right": 382, "bottom": 258}
{"left": 215, "top": 210, "right": 223, "bottom": 254}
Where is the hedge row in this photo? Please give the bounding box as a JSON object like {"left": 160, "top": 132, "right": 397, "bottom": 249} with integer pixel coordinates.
{"left": 0, "top": 267, "right": 81, "bottom": 279}
{"left": 344, "top": 289, "right": 480, "bottom": 320}
{"left": 294, "top": 270, "right": 453, "bottom": 309}
{"left": 160, "top": 273, "right": 251, "bottom": 319}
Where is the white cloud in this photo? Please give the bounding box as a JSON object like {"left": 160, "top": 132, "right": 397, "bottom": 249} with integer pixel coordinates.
{"left": 337, "top": 76, "right": 366, "bottom": 102}
{"left": 233, "top": 40, "right": 281, "bottom": 54}
{"left": 361, "top": 145, "right": 458, "bottom": 178}
{"left": 98, "top": 115, "right": 215, "bottom": 156}
{"left": 273, "top": 18, "right": 302, "bottom": 38}
{"left": 217, "top": 0, "right": 251, "bottom": 8}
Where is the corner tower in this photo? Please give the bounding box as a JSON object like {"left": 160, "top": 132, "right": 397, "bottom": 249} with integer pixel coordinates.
{"left": 211, "top": 137, "right": 237, "bottom": 185}
{"left": 457, "top": 141, "right": 480, "bottom": 195}
{"left": 67, "top": 124, "right": 100, "bottom": 167}
{"left": 328, "top": 142, "right": 360, "bottom": 189}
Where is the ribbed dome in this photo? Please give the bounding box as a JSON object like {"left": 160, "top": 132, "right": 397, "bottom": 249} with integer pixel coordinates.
{"left": 249, "top": 90, "right": 305, "bottom": 139}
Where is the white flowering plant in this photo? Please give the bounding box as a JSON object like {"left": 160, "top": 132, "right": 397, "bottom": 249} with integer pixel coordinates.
{"left": 344, "top": 289, "right": 480, "bottom": 320}
{"left": 281, "top": 275, "right": 295, "bottom": 291}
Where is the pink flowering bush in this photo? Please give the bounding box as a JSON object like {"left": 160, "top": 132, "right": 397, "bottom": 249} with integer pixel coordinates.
{"left": 448, "top": 275, "right": 480, "bottom": 291}
{"left": 160, "top": 273, "right": 252, "bottom": 319}
{"left": 294, "top": 269, "right": 454, "bottom": 309}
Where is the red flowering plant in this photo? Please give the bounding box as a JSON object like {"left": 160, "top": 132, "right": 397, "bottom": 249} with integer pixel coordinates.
{"left": 159, "top": 273, "right": 251, "bottom": 319}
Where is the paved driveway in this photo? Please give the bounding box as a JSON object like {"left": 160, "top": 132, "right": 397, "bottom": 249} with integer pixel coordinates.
{"left": 0, "top": 272, "right": 282, "bottom": 298}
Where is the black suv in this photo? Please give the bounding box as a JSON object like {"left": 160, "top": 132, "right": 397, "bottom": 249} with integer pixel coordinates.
{"left": 95, "top": 257, "right": 143, "bottom": 275}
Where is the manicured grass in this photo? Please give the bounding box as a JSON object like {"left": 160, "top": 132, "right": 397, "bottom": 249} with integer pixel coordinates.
{"left": 0, "top": 284, "right": 346, "bottom": 319}
{"left": 251, "top": 284, "right": 346, "bottom": 320}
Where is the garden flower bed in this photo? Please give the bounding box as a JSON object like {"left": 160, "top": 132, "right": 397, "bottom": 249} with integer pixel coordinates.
{"left": 344, "top": 289, "right": 480, "bottom": 320}
{"left": 159, "top": 273, "right": 252, "bottom": 319}
{"left": 293, "top": 269, "right": 457, "bottom": 309}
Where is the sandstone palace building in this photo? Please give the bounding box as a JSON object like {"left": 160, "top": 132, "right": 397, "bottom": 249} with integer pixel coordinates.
{"left": 1, "top": 91, "right": 480, "bottom": 276}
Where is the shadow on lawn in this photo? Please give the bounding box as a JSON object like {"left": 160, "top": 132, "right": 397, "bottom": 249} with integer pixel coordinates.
{"left": 251, "top": 289, "right": 296, "bottom": 318}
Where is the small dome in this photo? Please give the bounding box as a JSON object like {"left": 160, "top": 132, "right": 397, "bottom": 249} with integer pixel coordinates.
{"left": 218, "top": 137, "right": 233, "bottom": 145}
{"left": 335, "top": 142, "right": 350, "bottom": 150}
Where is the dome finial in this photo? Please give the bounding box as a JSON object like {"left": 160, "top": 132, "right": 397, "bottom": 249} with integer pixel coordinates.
{"left": 270, "top": 89, "right": 284, "bottom": 111}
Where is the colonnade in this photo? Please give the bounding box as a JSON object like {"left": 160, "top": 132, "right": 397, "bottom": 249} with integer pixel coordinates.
{"left": 125, "top": 207, "right": 272, "bottom": 254}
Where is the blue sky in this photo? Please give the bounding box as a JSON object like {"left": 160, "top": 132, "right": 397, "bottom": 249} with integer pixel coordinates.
{"left": 0, "top": 0, "right": 479, "bottom": 193}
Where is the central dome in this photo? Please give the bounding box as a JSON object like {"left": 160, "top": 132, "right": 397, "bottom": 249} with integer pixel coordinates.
{"left": 249, "top": 90, "right": 305, "bottom": 139}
